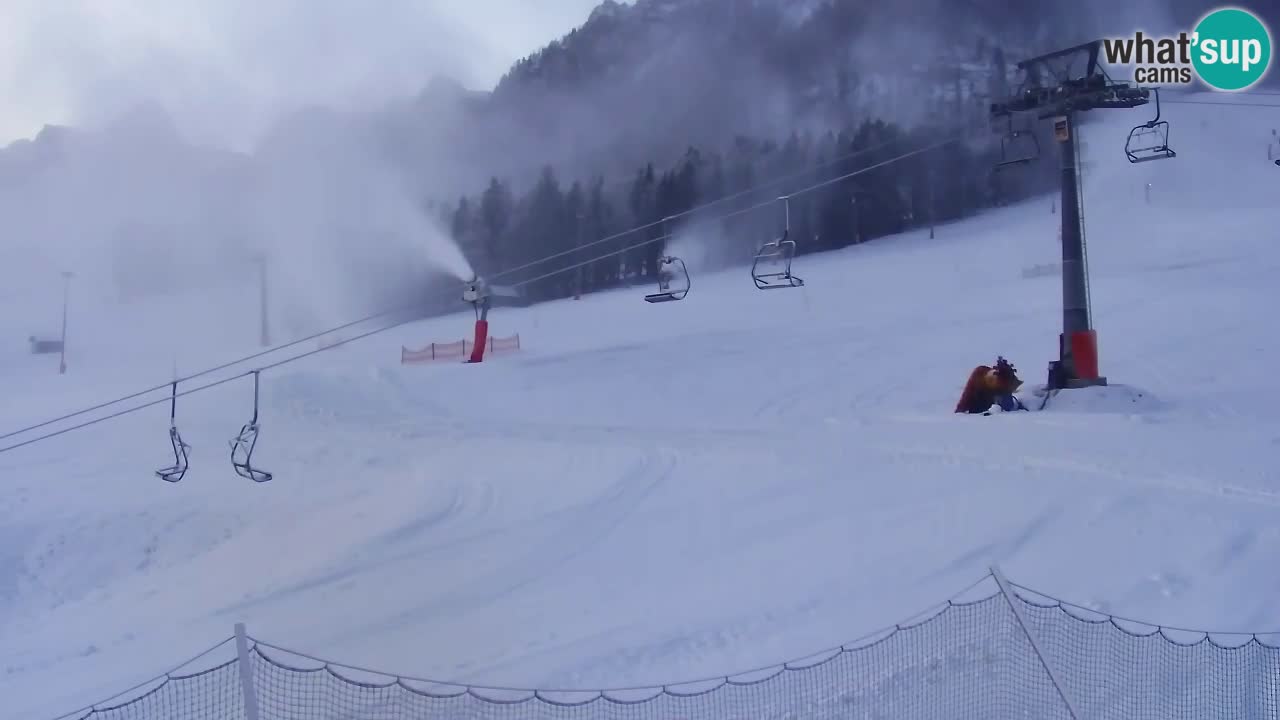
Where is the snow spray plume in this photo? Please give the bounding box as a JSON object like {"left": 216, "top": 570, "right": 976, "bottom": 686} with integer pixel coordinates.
{"left": 0, "top": 106, "right": 272, "bottom": 360}
{"left": 663, "top": 224, "right": 716, "bottom": 277}
{"left": 0, "top": 0, "right": 545, "bottom": 351}
{"left": 248, "top": 106, "right": 475, "bottom": 338}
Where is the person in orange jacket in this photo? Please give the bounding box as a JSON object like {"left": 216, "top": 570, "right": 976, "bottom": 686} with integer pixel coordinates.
{"left": 955, "top": 356, "right": 1027, "bottom": 414}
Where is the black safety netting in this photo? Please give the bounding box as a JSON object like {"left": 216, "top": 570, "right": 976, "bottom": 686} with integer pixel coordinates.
{"left": 41, "top": 573, "right": 1280, "bottom": 720}
{"left": 54, "top": 659, "right": 244, "bottom": 720}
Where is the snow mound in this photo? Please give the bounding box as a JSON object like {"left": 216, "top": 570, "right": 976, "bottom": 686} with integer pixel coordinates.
{"left": 1031, "top": 384, "right": 1166, "bottom": 414}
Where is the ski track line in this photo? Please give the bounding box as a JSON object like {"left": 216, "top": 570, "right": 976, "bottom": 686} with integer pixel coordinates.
{"left": 393, "top": 415, "right": 781, "bottom": 454}
{"left": 226, "top": 442, "right": 673, "bottom": 620}
{"left": 871, "top": 441, "right": 1280, "bottom": 510}
{"left": 750, "top": 340, "right": 885, "bottom": 421}
{"left": 315, "top": 445, "right": 679, "bottom": 652}
{"left": 217, "top": 475, "right": 490, "bottom": 616}
{"left": 751, "top": 303, "right": 1048, "bottom": 421}
{"left": 482, "top": 591, "right": 833, "bottom": 692}
{"left": 279, "top": 399, "right": 1275, "bottom": 512}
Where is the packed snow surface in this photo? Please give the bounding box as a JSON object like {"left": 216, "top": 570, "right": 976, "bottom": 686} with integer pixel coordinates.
{"left": 2, "top": 94, "right": 1279, "bottom": 718}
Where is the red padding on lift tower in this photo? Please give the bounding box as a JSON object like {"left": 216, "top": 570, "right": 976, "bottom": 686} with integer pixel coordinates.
{"left": 468, "top": 320, "right": 489, "bottom": 363}
{"left": 1070, "top": 330, "right": 1099, "bottom": 380}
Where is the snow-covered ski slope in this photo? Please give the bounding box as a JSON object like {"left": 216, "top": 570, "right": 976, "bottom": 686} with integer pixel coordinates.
{"left": 3, "top": 93, "right": 1280, "bottom": 719}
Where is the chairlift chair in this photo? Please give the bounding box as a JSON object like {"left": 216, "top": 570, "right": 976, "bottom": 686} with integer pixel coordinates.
{"left": 229, "top": 370, "right": 272, "bottom": 483}
{"left": 155, "top": 381, "right": 191, "bottom": 483}
{"left": 994, "top": 113, "right": 1040, "bottom": 168}
{"left": 751, "top": 229, "right": 805, "bottom": 290}
{"left": 1125, "top": 88, "right": 1175, "bottom": 163}
{"left": 644, "top": 255, "right": 690, "bottom": 303}
{"left": 751, "top": 196, "right": 805, "bottom": 290}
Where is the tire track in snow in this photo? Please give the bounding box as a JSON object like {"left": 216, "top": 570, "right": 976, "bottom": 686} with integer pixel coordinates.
{"left": 869, "top": 440, "right": 1280, "bottom": 510}
{"left": 394, "top": 415, "right": 779, "bottom": 454}
{"left": 287, "top": 388, "right": 1280, "bottom": 519}
{"left": 213, "top": 473, "right": 496, "bottom": 620}
{"left": 317, "top": 445, "right": 679, "bottom": 652}
{"left": 749, "top": 338, "right": 883, "bottom": 421}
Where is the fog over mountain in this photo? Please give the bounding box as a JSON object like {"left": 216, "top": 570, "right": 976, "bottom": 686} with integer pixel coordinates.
{"left": 0, "top": 0, "right": 1256, "bottom": 341}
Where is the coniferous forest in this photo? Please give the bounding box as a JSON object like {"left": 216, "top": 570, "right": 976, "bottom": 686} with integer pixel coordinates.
{"left": 411, "top": 0, "right": 1229, "bottom": 310}
{"left": 438, "top": 115, "right": 1056, "bottom": 304}
{"left": 413, "top": 0, "right": 1099, "bottom": 307}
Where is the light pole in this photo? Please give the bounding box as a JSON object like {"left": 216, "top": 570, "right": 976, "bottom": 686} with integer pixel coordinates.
{"left": 850, "top": 195, "right": 860, "bottom": 244}
{"left": 58, "top": 271, "right": 73, "bottom": 374}
{"left": 850, "top": 187, "right": 888, "bottom": 243}
{"left": 574, "top": 210, "right": 585, "bottom": 300}
{"left": 927, "top": 171, "right": 935, "bottom": 240}
{"left": 256, "top": 254, "right": 269, "bottom": 347}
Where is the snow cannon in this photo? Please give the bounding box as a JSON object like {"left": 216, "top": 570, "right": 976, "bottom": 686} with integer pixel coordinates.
{"left": 462, "top": 276, "right": 522, "bottom": 306}
{"left": 461, "top": 276, "right": 493, "bottom": 364}
{"left": 462, "top": 276, "right": 490, "bottom": 306}
{"left": 462, "top": 276, "right": 525, "bottom": 363}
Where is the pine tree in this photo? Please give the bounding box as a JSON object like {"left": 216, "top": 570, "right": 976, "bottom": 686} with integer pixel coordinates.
{"left": 584, "top": 175, "right": 616, "bottom": 291}
{"left": 564, "top": 180, "right": 586, "bottom": 298}
{"left": 480, "top": 178, "right": 513, "bottom": 274}
{"left": 520, "top": 166, "right": 566, "bottom": 299}
{"left": 626, "top": 163, "right": 657, "bottom": 280}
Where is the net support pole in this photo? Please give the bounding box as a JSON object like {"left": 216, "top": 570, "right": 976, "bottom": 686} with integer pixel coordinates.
{"left": 991, "top": 566, "right": 1083, "bottom": 720}
{"left": 234, "top": 623, "right": 262, "bottom": 720}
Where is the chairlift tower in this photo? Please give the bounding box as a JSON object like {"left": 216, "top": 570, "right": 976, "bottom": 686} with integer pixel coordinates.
{"left": 990, "top": 40, "right": 1153, "bottom": 390}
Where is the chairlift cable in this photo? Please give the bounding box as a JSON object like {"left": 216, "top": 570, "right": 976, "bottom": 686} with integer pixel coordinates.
{"left": 0, "top": 373, "right": 250, "bottom": 455}
{"left": 0, "top": 125, "right": 984, "bottom": 456}
{"left": 0, "top": 129, "right": 961, "bottom": 446}
{"left": 1162, "top": 99, "right": 1280, "bottom": 109}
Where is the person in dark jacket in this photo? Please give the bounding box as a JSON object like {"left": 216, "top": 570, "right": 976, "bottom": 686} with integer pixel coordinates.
{"left": 955, "top": 356, "right": 1027, "bottom": 414}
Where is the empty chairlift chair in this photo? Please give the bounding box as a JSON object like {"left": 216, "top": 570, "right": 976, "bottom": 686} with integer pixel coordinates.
{"left": 752, "top": 230, "right": 804, "bottom": 290}
{"left": 644, "top": 255, "right": 690, "bottom": 303}
{"left": 994, "top": 113, "right": 1040, "bottom": 169}
{"left": 229, "top": 370, "right": 273, "bottom": 483}
{"left": 1125, "top": 88, "right": 1176, "bottom": 163}
{"left": 155, "top": 381, "right": 191, "bottom": 483}
{"left": 752, "top": 196, "right": 805, "bottom": 290}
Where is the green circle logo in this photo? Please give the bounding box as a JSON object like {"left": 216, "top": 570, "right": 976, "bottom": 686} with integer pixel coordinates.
{"left": 1192, "top": 7, "right": 1272, "bottom": 91}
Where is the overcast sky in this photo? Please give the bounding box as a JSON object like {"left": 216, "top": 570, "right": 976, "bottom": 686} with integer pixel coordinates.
{"left": 0, "top": 0, "right": 614, "bottom": 150}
